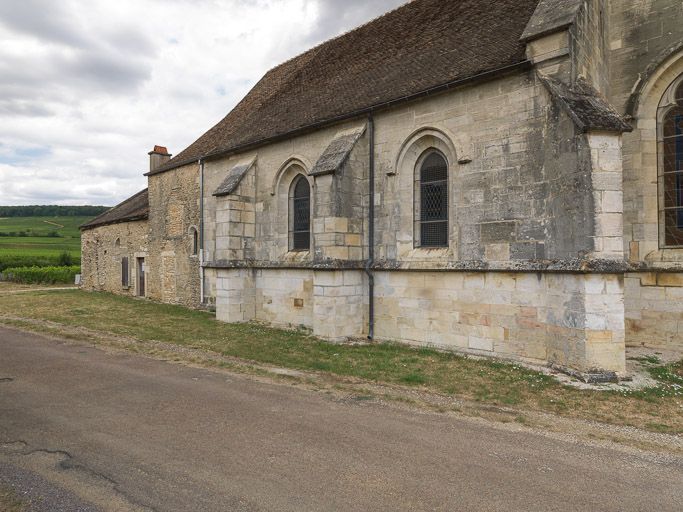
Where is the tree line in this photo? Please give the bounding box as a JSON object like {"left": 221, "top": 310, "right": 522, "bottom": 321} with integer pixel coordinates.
{"left": 0, "top": 205, "right": 109, "bottom": 217}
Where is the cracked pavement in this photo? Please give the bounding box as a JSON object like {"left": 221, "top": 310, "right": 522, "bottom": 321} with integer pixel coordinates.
{"left": 1, "top": 325, "right": 682, "bottom": 511}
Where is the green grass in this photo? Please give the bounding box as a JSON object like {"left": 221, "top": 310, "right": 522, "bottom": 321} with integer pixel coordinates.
{"left": 0, "top": 241, "right": 80, "bottom": 253}
{"left": 0, "top": 216, "right": 90, "bottom": 237}
{"left": 0, "top": 216, "right": 85, "bottom": 268}
{"left": 1, "top": 289, "right": 682, "bottom": 434}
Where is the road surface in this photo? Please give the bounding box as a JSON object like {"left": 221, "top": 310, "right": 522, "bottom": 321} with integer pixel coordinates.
{"left": 0, "top": 326, "right": 681, "bottom": 511}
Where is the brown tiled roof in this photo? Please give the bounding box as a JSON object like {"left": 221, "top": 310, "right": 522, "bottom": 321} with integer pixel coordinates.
{"left": 80, "top": 189, "right": 149, "bottom": 230}
{"left": 151, "top": 0, "right": 540, "bottom": 175}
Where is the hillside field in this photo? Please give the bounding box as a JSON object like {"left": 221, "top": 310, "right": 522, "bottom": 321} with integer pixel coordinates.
{"left": 0, "top": 216, "right": 90, "bottom": 260}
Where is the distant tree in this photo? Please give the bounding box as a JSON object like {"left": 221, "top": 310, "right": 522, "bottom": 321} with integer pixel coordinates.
{"left": 0, "top": 205, "right": 110, "bottom": 217}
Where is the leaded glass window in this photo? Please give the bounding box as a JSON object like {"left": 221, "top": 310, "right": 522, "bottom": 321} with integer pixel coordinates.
{"left": 291, "top": 176, "right": 310, "bottom": 251}
{"left": 419, "top": 152, "right": 448, "bottom": 247}
{"left": 662, "top": 82, "right": 683, "bottom": 246}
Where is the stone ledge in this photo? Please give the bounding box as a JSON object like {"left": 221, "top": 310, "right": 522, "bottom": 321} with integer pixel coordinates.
{"left": 203, "top": 258, "right": 661, "bottom": 274}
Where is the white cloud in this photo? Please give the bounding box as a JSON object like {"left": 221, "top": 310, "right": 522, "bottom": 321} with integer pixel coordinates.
{"left": 0, "top": 0, "right": 404, "bottom": 206}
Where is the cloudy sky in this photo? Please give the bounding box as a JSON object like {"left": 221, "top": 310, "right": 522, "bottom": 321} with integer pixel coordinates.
{"left": 0, "top": 0, "right": 405, "bottom": 206}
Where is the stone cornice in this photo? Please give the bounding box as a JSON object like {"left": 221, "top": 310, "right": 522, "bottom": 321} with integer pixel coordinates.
{"left": 203, "top": 258, "right": 682, "bottom": 274}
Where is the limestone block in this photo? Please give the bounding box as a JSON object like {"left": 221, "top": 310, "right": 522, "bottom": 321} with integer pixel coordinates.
{"left": 595, "top": 214, "right": 623, "bottom": 237}
{"left": 485, "top": 243, "right": 511, "bottom": 262}
{"left": 468, "top": 336, "right": 494, "bottom": 352}
{"left": 657, "top": 273, "right": 683, "bottom": 287}
{"left": 600, "top": 191, "right": 624, "bottom": 212}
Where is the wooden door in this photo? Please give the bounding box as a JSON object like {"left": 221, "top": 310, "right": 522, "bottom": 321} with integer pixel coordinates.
{"left": 137, "top": 258, "right": 145, "bottom": 297}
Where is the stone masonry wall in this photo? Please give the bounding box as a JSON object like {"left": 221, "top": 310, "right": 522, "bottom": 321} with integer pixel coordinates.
{"left": 571, "top": 0, "right": 610, "bottom": 95}
{"left": 205, "top": 70, "right": 600, "bottom": 273}
{"left": 216, "top": 268, "right": 367, "bottom": 342}
{"left": 374, "top": 271, "right": 625, "bottom": 373}
{"left": 202, "top": 118, "right": 370, "bottom": 266}
{"left": 81, "top": 220, "right": 149, "bottom": 296}
{"left": 607, "top": 0, "right": 683, "bottom": 350}
{"left": 610, "top": 0, "right": 683, "bottom": 264}
{"left": 214, "top": 167, "right": 256, "bottom": 261}
{"left": 147, "top": 163, "right": 201, "bottom": 307}
{"left": 374, "top": 71, "right": 597, "bottom": 264}
{"left": 255, "top": 269, "right": 314, "bottom": 330}
{"left": 625, "top": 272, "right": 683, "bottom": 352}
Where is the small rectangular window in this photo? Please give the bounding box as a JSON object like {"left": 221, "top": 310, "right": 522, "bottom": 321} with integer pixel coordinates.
{"left": 121, "top": 257, "right": 129, "bottom": 287}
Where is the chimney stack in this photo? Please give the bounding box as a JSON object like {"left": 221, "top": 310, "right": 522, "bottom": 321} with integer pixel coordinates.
{"left": 148, "top": 145, "right": 171, "bottom": 172}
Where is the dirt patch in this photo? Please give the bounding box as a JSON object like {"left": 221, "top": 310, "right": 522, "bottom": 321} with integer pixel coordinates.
{"left": 0, "top": 485, "right": 26, "bottom": 512}
{"left": 0, "top": 283, "right": 77, "bottom": 293}
{"left": 41, "top": 220, "right": 64, "bottom": 228}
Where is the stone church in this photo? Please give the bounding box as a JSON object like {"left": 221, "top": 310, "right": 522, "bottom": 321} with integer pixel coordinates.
{"left": 81, "top": 0, "right": 683, "bottom": 375}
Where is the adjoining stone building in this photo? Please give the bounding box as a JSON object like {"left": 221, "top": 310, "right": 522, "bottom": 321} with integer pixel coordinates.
{"left": 81, "top": 0, "right": 683, "bottom": 375}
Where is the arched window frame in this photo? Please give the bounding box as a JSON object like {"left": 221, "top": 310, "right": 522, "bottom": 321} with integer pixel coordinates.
{"left": 415, "top": 150, "right": 449, "bottom": 248}
{"left": 658, "top": 75, "right": 683, "bottom": 247}
{"left": 289, "top": 174, "right": 311, "bottom": 251}
{"left": 189, "top": 226, "right": 199, "bottom": 256}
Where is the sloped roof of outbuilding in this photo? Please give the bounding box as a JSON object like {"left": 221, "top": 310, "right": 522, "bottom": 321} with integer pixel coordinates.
{"left": 80, "top": 189, "right": 149, "bottom": 231}
{"left": 150, "top": 0, "right": 541, "bottom": 175}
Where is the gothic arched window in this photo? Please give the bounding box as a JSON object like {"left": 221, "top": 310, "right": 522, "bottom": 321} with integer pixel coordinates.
{"left": 290, "top": 175, "right": 311, "bottom": 251}
{"left": 661, "top": 80, "right": 683, "bottom": 246}
{"left": 418, "top": 151, "right": 449, "bottom": 247}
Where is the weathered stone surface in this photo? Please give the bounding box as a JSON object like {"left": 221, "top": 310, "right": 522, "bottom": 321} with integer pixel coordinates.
{"left": 309, "top": 125, "right": 366, "bottom": 177}
{"left": 520, "top": 0, "right": 582, "bottom": 42}
{"left": 539, "top": 75, "right": 632, "bottom": 133}
{"left": 625, "top": 272, "right": 683, "bottom": 352}
{"left": 146, "top": 162, "right": 202, "bottom": 307}
{"left": 81, "top": 220, "right": 149, "bottom": 296}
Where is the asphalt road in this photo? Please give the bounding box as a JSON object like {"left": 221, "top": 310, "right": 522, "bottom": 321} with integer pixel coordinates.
{"left": 1, "top": 326, "right": 682, "bottom": 512}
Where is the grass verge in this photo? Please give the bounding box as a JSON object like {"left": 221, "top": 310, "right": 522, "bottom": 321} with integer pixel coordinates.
{"left": 0, "top": 289, "right": 682, "bottom": 434}
{"left": 0, "top": 486, "right": 25, "bottom": 512}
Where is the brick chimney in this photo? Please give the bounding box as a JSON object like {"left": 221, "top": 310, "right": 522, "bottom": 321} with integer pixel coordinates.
{"left": 148, "top": 145, "right": 171, "bottom": 172}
